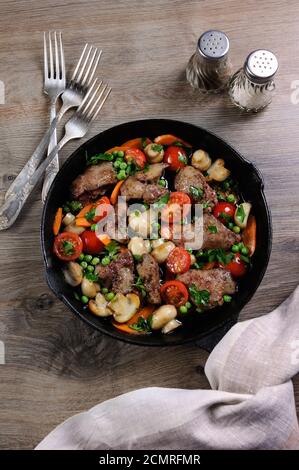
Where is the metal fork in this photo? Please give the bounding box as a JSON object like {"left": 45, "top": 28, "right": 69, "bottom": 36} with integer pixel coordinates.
{"left": 41, "top": 31, "right": 66, "bottom": 203}
{"left": 5, "top": 43, "right": 102, "bottom": 201}
{"left": 0, "top": 80, "right": 111, "bottom": 230}
{"left": 41, "top": 42, "right": 102, "bottom": 202}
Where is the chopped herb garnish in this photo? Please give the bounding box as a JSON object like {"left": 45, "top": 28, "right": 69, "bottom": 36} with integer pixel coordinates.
{"left": 141, "top": 137, "right": 148, "bottom": 149}
{"left": 178, "top": 154, "right": 188, "bottom": 164}
{"left": 129, "top": 315, "right": 152, "bottom": 332}
{"left": 208, "top": 225, "right": 218, "bottom": 234}
{"left": 196, "top": 248, "right": 234, "bottom": 266}
{"left": 63, "top": 200, "right": 83, "bottom": 215}
{"left": 217, "top": 192, "right": 226, "bottom": 202}
{"left": 190, "top": 185, "right": 204, "bottom": 201}
{"left": 62, "top": 240, "right": 74, "bottom": 256}
{"left": 151, "top": 144, "right": 163, "bottom": 152}
{"left": 189, "top": 285, "right": 210, "bottom": 307}
{"left": 202, "top": 201, "right": 211, "bottom": 209}
{"left": 104, "top": 240, "right": 120, "bottom": 259}
{"left": 219, "top": 211, "right": 232, "bottom": 222}
{"left": 153, "top": 192, "right": 170, "bottom": 209}
{"left": 86, "top": 152, "right": 114, "bottom": 165}
{"left": 85, "top": 207, "right": 96, "bottom": 222}
{"left": 133, "top": 276, "right": 147, "bottom": 298}
{"left": 133, "top": 254, "right": 143, "bottom": 262}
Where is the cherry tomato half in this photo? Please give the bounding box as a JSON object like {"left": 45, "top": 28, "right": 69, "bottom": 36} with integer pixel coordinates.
{"left": 213, "top": 202, "right": 236, "bottom": 224}
{"left": 125, "top": 147, "right": 147, "bottom": 169}
{"left": 80, "top": 230, "right": 104, "bottom": 255}
{"left": 160, "top": 280, "right": 189, "bottom": 307}
{"left": 222, "top": 253, "right": 247, "bottom": 278}
{"left": 164, "top": 146, "right": 188, "bottom": 172}
{"left": 161, "top": 192, "right": 191, "bottom": 224}
{"left": 53, "top": 232, "right": 83, "bottom": 261}
{"left": 166, "top": 247, "right": 191, "bottom": 274}
{"left": 93, "top": 196, "right": 112, "bottom": 223}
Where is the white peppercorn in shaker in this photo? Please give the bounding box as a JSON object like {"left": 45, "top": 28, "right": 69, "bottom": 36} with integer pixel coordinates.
{"left": 228, "top": 50, "right": 278, "bottom": 112}
{"left": 186, "top": 30, "right": 231, "bottom": 93}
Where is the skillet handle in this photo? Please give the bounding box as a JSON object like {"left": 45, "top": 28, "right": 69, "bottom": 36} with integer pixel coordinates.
{"left": 195, "top": 317, "right": 238, "bottom": 352}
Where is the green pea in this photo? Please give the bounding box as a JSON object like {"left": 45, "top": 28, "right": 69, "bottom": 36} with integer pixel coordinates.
{"left": 91, "top": 224, "right": 97, "bottom": 231}
{"left": 84, "top": 254, "right": 92, "bottom": 262}
{"left": 80, "top": 261, "right": 88, "bottom": 269}
{"left": 101, "top": 257, "right": 110, "bottom": 266}
{"left": 233, "top": 225, "right": 241, "bottom": 234}
{"left": 113, "top": 151, "right": 119, "bottom": 157}
{"left": 227, "top": 194, "right": 235, "bottom": 203}
{"left": 179, "top": 305, "right": 188, "bottom": 314}
{"left": 87, "top": 265, "right": 94, "bottom": 273}
{"left": 231, "top": 244, "right": 239, "bottom": 253}
{"left": 117, "top": 150, "right": 125, "bottom": 158}
{"left": 185, "top": 301, "right": 192, "bottom": 309}
{"left": 91, "top": 257, "right": 100, "bottom": 266}
{"left": 78, "top": 253, "right": 85, "bottom": 261}
{"left": 105, "top": 292, "right": 115, "bottom": 301}
{"left": 223, "top": 295, "right": 232, "bottom": 303}
{"left": 119, "top": 162, "right": 127, "bottom": 170}
{"left": 81, "top": 295, "right": 89, "bottom": 304}
{"left": 101, "top": 287, "right": 109, "bottom": 294}
{"left": 113, "top": 160, "right": 121, "bottom": 169}
{"left": 241, "top": 246, "right": 249, "bottom": 255}
{"left": 228, "top": 222, "right": 234, "bottom": 230}
{"left": 117, "top": 170, "right": 127, "bottom": 180}
{"left": 159, "top": 179, "right": 166, "bottom": 187}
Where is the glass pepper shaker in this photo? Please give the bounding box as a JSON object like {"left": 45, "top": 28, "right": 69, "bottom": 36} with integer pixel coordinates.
{"left": 228, "top": 50, "right": 278, "bottom": 112}
{"left": 186, "top": 30, "right": 231, "bottom": 93}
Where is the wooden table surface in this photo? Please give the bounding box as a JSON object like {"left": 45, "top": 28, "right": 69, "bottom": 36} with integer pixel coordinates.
{"left": 0, "top": 0, "right": 298, "bottom": 449}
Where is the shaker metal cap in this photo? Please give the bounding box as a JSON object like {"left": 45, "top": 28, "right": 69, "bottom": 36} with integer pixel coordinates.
{"left": 245, "top": 50, "right": 278, "bottom": 83}
{"left": 197, "top": 30, "right": 229, "bottom": 60}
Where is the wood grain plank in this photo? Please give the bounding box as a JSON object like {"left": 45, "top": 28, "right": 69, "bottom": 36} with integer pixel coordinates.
{"left": 0, "top": 0, "right": 298, "bottom": 449}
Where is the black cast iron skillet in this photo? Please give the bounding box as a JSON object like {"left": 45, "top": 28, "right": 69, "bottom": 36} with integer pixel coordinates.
{"left": 41, "top": 119, "right": 272, "bottom": 350}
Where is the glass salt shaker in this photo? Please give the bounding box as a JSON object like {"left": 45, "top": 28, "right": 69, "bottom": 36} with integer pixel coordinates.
{"left": 186, "top": 30, "right": 231, "bottom": 93}
{"left": 228, "top": 50, "right": 278, "bottom": 112}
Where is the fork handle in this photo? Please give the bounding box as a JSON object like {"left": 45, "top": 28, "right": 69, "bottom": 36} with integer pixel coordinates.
{"left": 41, "top": 100, "right": 59, "bottom": 203}
{"left": 4, "top": 116, "right": 60, "bottom": 200}
{"left": 0, "top": 134, "right": 71, "bottom": 230}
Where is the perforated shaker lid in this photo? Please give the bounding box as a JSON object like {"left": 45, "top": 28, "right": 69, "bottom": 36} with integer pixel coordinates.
{"left": 244, "top": 50, "right": 278, "bottom": 83}
{"left": 197, "top": 30, "right": 230, "bottom": 60}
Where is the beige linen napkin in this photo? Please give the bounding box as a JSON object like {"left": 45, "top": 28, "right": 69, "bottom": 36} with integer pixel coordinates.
{"left": 36, "top": 286, "right": 299, "bottom": 450}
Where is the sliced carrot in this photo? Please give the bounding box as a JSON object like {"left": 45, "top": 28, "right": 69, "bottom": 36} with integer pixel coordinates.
{"left": 105, "top": 145, "right": 131, "bottom": 154}
{"left": 75, "top": 217, "right": 91, "bottom": 227}
{"left": 154, "top": 134, "right": 192, "bottom": 148}
{"left": 76, "top": 203, "right": 94, "bottom": 219}
{"left": 121, "top": 137, "right": 151, "bottom": 149}
{"left": 242, "top": 215, "right": 256, "bottom": 256}
{"left": 112, "top": 305, "right": 155, "bottom": 335}
{"left": 53, "top": 207, "right": 63, "bottom": 236}
{"left": 98, "top": 234, "right": 111, "bottom": 245}
{"left": 202, "top": 261, "right": 216, "bottom": 270}
{"left": 110, "top": 180, "right": 125, "bottom": 205}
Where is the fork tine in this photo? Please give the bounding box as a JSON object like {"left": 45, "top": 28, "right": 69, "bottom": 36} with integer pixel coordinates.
{"left": 91, "top": 87, "right": 111, "bottom": 121}
{"left": 85, "top": 83, "right": 107, "bottom": 120}
{"left": 76, "top": 45, "right": 93, "bottom": 84}
{"left": 77, "top": 78, "right": 100, "bottom": 111}
{"left": 83, "top": 49, "right": 102, "bottom": 87}
{"left": 54, "top": 31, "right": 60, "bottom": 79}
{"left": 82, "top": 82, "right": 105, "bottom": 118}
{"left": 59, "top": 32, "right": 65, "bottom": 81}
{"left": 43, "top": 32, "right": 48, "bottom": 79}
{"left": 48, "top": 32, "right": 54, "bottom": 78}
{"left": 71, "top": 43, "right": 88, "bottom": 81}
